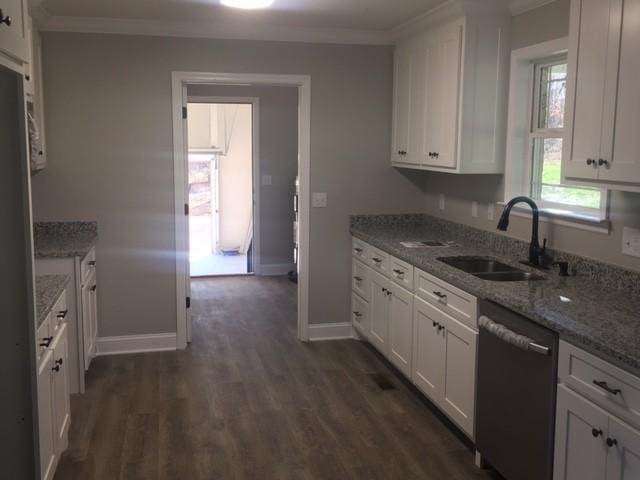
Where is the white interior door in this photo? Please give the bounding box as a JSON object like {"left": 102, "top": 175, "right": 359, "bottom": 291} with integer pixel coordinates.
{"left": 210, "top": 154, "right": 220, "bottom": 254}
{"left": 182, "top": 88, "right": 192, "bottom": 343}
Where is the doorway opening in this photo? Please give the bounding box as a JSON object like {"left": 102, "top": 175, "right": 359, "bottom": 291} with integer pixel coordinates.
{"left": 187, "top": 102, "right": 255, "bottom": 277}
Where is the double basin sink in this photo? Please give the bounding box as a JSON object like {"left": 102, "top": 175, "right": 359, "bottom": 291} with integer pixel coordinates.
{"left": 438, "top": 256, "right": 545, "bottom": 282}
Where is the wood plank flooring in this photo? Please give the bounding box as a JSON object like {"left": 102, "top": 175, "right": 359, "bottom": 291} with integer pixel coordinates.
{"left": 54, "top": 276, "right": 501, "bottom": 479}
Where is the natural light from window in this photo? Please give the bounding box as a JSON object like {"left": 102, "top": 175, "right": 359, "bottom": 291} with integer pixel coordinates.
{"left": 529, "top": 58, "right": 604, "bottom": 215}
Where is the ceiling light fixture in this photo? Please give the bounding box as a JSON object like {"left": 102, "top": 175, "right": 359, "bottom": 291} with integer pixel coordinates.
{"left": 220, "top": 0, "right": 274, "bottom": 9}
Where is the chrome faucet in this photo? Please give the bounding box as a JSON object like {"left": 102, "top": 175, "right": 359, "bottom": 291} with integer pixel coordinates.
{"left": 497, "top": 196, "right": 545, "bottom": 267}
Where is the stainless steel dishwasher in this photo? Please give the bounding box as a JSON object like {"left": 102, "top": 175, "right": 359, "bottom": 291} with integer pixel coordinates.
{"left": 475, "top": 300, "right": 559, "bottom": 480}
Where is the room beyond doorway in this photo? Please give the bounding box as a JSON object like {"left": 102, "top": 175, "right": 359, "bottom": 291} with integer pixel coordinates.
{"left": 187, "top": 102, "right": 254, "bottom": 277}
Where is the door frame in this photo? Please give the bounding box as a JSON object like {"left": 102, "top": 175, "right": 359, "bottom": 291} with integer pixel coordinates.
{"left": 172, "top": 72, "right": 311, "bottom": 348}
{"left": 186, "top": 96, "right": 261, "bottom": 274}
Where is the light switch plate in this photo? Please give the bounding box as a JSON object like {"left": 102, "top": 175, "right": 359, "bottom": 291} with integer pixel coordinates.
{"left": 439, "top": 194, "right": 445, "bottom": 211}
{"left": 622, "top": 227, "right": 640, "bottom": 258}
{"left": 312, "top": 192, "right": 327, "bottom": 208}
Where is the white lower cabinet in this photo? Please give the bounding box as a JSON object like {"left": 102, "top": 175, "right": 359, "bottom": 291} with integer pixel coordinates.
{"left": 351, "top": 237, "right": 478, "bottom": 438}
{"left": 555, "top": 352, "right": 640, "bottom": 480}
{"left": 412, "top": 296, "right": 477, "bottom": 437}
{"left": 36, "top": 294, "right": 71, "bottom": 480}
{"left": 81, "top": 266, "right": 98, "bottom": 371}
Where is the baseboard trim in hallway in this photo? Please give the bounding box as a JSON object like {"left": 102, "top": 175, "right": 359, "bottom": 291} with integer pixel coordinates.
{"left": 95, "top": 333, "right": 177, "bottom": 356}
{"left": 259, "top": 263, "right": 296, "bottom": 276}
{"left": 307, "top": 322, "right": 354, "bottom": 341}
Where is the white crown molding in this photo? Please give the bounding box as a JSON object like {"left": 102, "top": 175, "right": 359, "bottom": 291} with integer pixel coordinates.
{"left": 509, "top": 0, "right": 559, "bottom": 15}
{"left": 39, "top": 14, "right": 394, "bottom": 45}
{"left": 35, "top": 0, "right": 555, "bottom": 45}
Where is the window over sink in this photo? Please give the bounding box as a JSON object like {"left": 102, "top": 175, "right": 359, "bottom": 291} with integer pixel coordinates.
{"left": 505, "top": 39, "right": 609, "bottom": 229}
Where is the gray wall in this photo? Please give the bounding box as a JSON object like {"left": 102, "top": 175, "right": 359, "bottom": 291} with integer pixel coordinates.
{"left": 187, "top": 84, "right": 298, "bottom": 270}
{"left": 31, "top": 33, "right": 427, "bottom": 336}
{"left": 423, "top": 0, "right": 640, "bottom": 272}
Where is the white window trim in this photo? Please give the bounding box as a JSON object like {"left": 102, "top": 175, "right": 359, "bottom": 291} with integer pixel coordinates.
{"left": 504, "top": 38, "right": 610, "bottom": 232}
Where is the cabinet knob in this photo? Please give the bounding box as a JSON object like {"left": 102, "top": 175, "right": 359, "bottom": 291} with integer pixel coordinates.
{"left": 91, "top": 285, "right": 97, "bottom": 292}
{"left": 57, "top": 309, "right": 68, "bottom": 319}
{"left": 40, "top": 336, "right": 53, "bottom": 347}
{"left": 52, "top": 365, "right": 60, "bottom": 372}
{"left": 586, "top": 158, "right": 597, "bottom": 167}
{"left": 606, "top": 437, "right": 618, "bottom": 448}
{"left": 56, "top": 358, "right": 63, "bottom": 366}
{"left": 598, "top": 158, "right": 609, "bottom": 167}
{"left": 88, "top": 260, "right": 97, "bottom": 266}
{"left": 432, "top": 321, "right": 438, "bottom": 327}
{"left": 0, "top": 10, "right": 12, "bottom": 26}
{"left": 437, "top": 325, "right": 445, "bottom": 332}
{"left": 592, "top": 428, "right": 603, "bottom": 438}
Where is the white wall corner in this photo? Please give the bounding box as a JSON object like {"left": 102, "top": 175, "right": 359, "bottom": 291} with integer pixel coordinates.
{"left": 96, "top": 333, "right": 177, "bottom": 356}
{"left": 307, "top": 322, "right": 354, "bottom": 341}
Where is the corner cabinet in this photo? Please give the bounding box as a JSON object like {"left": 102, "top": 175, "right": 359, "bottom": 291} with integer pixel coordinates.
{"left": 562, "top": 0, "right": 640, "bottom": 192}
{"left": 391, "top": 2, "right": 510, "bottom": 174}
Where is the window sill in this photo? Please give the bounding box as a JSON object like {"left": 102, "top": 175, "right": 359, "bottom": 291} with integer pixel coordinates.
{"left": 497, "top": 202, "right": 611, "bottom": 234}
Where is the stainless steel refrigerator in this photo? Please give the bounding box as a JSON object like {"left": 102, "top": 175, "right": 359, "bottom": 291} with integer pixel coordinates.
{"left": 0, "top": 64, "right": 38, "bottom": 478}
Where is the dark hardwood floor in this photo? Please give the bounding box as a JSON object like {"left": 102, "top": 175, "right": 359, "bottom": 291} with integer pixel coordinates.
{"left": 54, "top": 275, "right": 500, "bottom": 479}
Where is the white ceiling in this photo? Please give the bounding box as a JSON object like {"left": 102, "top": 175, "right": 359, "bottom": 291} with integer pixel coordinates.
{"left": 41, "top": 0, "right": 447, "bottom": 31}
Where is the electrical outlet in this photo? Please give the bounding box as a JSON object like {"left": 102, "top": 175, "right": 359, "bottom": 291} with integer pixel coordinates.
{"left": 622, "top": 227, "right": 640, "bottom": 257}
{"left": 439, "top": 194, "right": 445, "bottom": 211}
{"left": 472, "top": 201, "right": 478, "bottom": 218}
{"left": 312, "top": 192, "right": 327, "bottom": 208}
{"left": 488, "top": 203, "right": 495, "bottom": 221}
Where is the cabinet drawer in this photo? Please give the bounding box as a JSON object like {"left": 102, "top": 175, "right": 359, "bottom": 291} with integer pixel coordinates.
{"left": 35, "top": 314, "right": 52, "bottom": 364}
{"left": 80, "top": 247, "right": 96, "bottom": 283}
{"left": 389, "top": 255, "right": 414, "bottom": 292}
{"left": 50, "top": 292, "right": 68, "bottom": 335}
{"left": 559, "top": 340, "right": 640, "bottom": 430}
{"left": 352, "top": 237, "right": 370, "bottom": 261}
{"left": 352, "top": 259, "right": 370, "bottom": 301}
{"left": 415, "top": 268, "right": 477, "bottom": 330}
{"left": 351, "top": 293, "right": 369, "bottom": 338}
{"left": 368, "top": 246, "right": 390, "bottom": 276}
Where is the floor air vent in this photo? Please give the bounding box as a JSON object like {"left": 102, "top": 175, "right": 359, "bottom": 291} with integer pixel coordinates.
{"left": 369, "top": 373, "right": 396, "bottom": 391}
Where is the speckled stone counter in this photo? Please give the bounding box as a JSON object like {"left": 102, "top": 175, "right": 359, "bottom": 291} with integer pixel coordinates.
{"left": 350, "top": 214, "right": 640, "bottom": 377}
{"left": 34, "top": 221, "right": 97, "bottom": 259}
{"left": 35, "top": 275, "right": 70, "bottom": 328}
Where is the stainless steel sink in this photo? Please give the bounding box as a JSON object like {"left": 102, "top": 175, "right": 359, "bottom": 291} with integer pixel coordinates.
{"left": 438, "top": 256, "right": 519, "bottom": 273}
{"left": 473, "top": 271, "right": 545, "bottom": 282}
{"left": 438, "top": 256, "right": 545, "bottom": 282}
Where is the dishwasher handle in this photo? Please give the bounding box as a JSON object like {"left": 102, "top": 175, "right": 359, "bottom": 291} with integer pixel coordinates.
{"left": 478, "top": 315, "right": 551, "bottom": 356}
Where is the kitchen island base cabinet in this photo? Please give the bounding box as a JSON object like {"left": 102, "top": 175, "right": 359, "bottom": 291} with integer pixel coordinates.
{"left": 555, "top": 385, "right": 640, "bottom": 480}
{"left": 412, "top": 296, "right": 477, "bottom": 438}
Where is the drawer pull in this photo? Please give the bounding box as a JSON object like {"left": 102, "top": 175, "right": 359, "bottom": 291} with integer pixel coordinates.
{"left": 354, "top": 247, "right": 363, "bottom": 253}
{"left": 592, "top": 428, "right": 603, "bottom": 438}
{"left": 593, "top": 380, "right": 621, "bottom": 396}
{"left": 40, "top": 336, "right": 53, "bottom": 347}
{"left": 353, "top": 276, "right": 363, "bottom": 282}
{"left": 88, "top": 260, "right": 96, "bottom": 266}
{"left": 52, "top": 365, "right": 60, "bottom": 373}
{"left": 433, "top": 291, "right": 447, "bottom": 300}
{"left": 353, "top": 311, "right": 363, "bottom": 318}
{"left": 57, "top": 310, "right": 68, "bottom": 319}
{"left": 372, "top": 257, "right": 382, "bottom": 263}
{"left": 606, "top": 437, "right": 618, "bottom": 448}
{"left": 438, "top": 325, "right": 445, "bottom": 332}
{"left": 392, "top": 269, "right": 404, "bottom": 277}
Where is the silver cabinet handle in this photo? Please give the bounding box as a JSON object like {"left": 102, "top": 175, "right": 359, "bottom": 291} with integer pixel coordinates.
{"left": 352, "top": 311, "right": 363, "bottom": 318}
{"left": 353, "top": 276, "right": 363, "bottom": 282}
{"left": 372, "top": 257, "right": 382, "bottom": 263}
{"left": 393, "top": 269, "right": 404, "bottom": 277}
{"left": 478, "top": 316, "right": 551, "bottom": 356}
{"left": 354, "top": 247, "right": 363, "bottom": 253}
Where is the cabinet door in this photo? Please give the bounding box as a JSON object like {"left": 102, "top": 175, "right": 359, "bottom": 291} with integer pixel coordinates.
{"left": 51, "top": 324, "right": 70, "bottom": 454}
{"left": 369, "top": 271, "right": 390, "bottom": 355}
{"left": 440, "top": 313, "right": 477, "bottom": 437}
{"left": 604, "top": 0, "right": 640, "bottom": 184}
{"left": 387, "top": 283, "right": 413, "bottom": 377}
{"left": 425, "top": 21, "right": 462, "bottom": 169}
{"left": 0, "top": 0, "right": 29, "bottom": 63}
{"left": 563, "top": 0, "right": 621, "bottom": 180}
{"left": 351, "top": 292, "right": 369, "bottom": 339}
{"left": 37, "top": 351, "right": 56, "bottom": 480}
{"left": 81, "top": 268, "right": 97, "bottom": 371}
{"left": 391, "top": 48, "right": 415, "bottom": 165}
{"left": 412, "top": 296, "right": 444, "bottom": 404}
{"left": 606, "top": 415, "right": 640, "bottom": 480}
{"left": 422, "top": 32, "right": 442, "bottom": 167}
{"left": 554, "top": 385, "right": 608, "bottom": 480}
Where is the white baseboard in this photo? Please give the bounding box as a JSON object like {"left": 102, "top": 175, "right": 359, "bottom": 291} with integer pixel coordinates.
{"left": 96, "top": 333, "right": 177, "bottom": 356}
{"left": 307, "top": 322, "right": 354, "bottom": 341}
{"left": 258, "top": 263, "right": 296, "bottom": 276}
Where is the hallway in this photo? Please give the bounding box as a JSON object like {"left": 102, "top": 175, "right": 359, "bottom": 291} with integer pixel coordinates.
{"left": 54, "top": 276, "right": 497, "bottom": 479}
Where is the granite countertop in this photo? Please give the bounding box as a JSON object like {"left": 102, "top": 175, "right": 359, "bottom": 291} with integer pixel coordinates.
{"left": 351, "top": 216, "right": 640, "bottom": 377}
{"left": 35, "top": 275, "right": 70, "bottom": 328}
{"left": 34, "top": 221, "right": 98, "bottom": 259}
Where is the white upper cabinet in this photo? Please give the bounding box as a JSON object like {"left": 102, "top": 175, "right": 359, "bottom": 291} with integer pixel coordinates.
{"left": 563, "top": 0, "right": 640, "bottom": 191}
{"left": 0, "top": 0, "right": 29, "bottom": 65}
{"left": 391, "top": 1, "right": 510, "bottom": 174}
